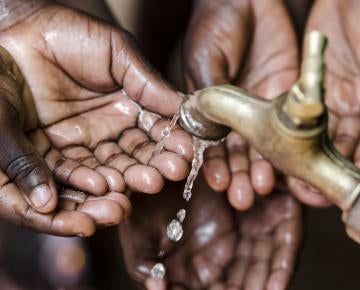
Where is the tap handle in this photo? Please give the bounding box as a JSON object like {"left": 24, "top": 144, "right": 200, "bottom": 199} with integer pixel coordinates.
{"left": 300, "top": 31, "right": 327, "bottom": 104}
{"left": 283, "top": 31, "right": 328, "bottom": 126}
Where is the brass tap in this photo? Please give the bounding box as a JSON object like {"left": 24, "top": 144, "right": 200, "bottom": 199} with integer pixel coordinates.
{"left": 179, "top": 31, "right": 360, "bottom": 234}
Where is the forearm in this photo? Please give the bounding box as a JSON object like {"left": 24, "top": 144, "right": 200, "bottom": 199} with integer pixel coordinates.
{"left": 0, "top": 0, "right": 48, "bottom": 31}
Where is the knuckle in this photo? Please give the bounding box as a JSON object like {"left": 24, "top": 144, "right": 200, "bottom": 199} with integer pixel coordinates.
{"left": 6, "top": 153, "right": 47, "bottom": 187}
{"left": 119, "top": 29, "right": 136, "bottom": 46}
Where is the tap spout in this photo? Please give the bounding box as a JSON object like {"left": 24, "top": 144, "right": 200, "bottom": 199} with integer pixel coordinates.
{"left": 180, "top": 84, "right": 360, "bottom": 210}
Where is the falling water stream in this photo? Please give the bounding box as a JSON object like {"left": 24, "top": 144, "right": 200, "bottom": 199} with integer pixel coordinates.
{"left": 150, "top": 112, "right": 220, "bottom": 280}
{"left": 153, "top": 111, "right": 180, "bottom": 156}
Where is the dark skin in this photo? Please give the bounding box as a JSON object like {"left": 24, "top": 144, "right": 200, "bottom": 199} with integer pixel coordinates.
{"left": 120, "top": 176, "right": 302, "bottom": 290}
{"left": 184, "top": 0, "right": 334, "bottom": 210}
{"left": 300, "top": 0, "right": 360, "bottom": 242}
{"left": 0, "top": 1, "right": 193, "bottom": 235}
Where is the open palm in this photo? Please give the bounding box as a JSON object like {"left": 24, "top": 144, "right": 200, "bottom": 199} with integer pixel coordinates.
{"left": 120, "top": 176, "right": 301, "bottom": 290}
{"left": 0, "top": 3, "right": 192, "bottom": 234}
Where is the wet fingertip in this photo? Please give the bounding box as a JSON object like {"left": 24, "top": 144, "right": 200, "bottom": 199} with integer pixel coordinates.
{"left": 80, "top": 199, "right": 125, "bottom": 227}
{"left": 202, "top": 160, "right": 230, "bottom": 192}
{"left": 69, "top": 167, "right": 108, "bottom": 196}
{"left": 227, "top": 172, "right": 254, "bottom": 211}
{"left": 104, "top": 192, "right": 132, "bottom": 218}
{"left": 150, "top": 152, "right": 189, "bottom": 181}
{"left": 124, "top": 165, "right": 164, "bottom": 194}
{"left": 54, "top": 211, "right": 96, "bottom": 237}
{"left": 287, "top": 177, "right": 332, "bottom": 208}
{"left": 268, "top": 268, "right": 293, "bottom": 290}
{"left": 96, "top": 166, "right": 126, "bottom": 192}
{"left": 251, "top": 160, "right": 275, "bottom": 195}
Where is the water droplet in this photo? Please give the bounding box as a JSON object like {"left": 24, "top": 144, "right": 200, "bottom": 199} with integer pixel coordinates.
{"left": 158, "top": 250, "right": 165, "bottom": 258}
{"left": 162, "top": 127, "right": 170, "bottom": 138}
{"left": 183, "top": 189, "right": 192, "bottom": 201}
{"left": 167, "top": 219, "right": 183, "bottom": 242}
{"left": 177, "top": 209, "right": 186, "bottom": 223}
{"left": 151, "top": 263, "right": 166, "bottom": 280}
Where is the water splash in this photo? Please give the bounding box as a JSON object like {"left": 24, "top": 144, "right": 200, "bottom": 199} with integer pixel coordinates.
{"left": 182, "top": 137, "right": 219, "bottom": 201}
{"left": 151, "top": 111, "right": 221, "bottom": 280}
{"left": 153, "top": 111, "right": 180, "bottom": 156}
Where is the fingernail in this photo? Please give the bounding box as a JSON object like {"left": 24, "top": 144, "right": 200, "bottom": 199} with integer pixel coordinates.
{"left": 31, "top": 184, "right": 52, "bottom": 208}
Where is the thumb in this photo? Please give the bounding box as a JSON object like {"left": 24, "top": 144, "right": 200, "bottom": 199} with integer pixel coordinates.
{"left": 0, "top": 97, "right": 57, "bottom": 213}
{"left": 111, "top": 30, "right": 182, "bottom": 117}
{"left": 183, "top": 0, "right": 252, "bottom": 90}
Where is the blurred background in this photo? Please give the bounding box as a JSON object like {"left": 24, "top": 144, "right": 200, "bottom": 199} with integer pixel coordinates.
{"left": 0, "top": 0, "right": 359, "bottom": 289}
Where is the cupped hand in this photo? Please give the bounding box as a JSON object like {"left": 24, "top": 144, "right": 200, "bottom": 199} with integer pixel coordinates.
{"left": 120, "top": 176, "right": 236, "bottom": 289}
{"left": 184, "top": 0, "right": 299, "bottom": 210}
{"left": 214, "top": 187, "right": 302, "bottom": 290}
{"left": 0, "top": 2, "right": 192, "bottom": 222}
{"left": 119, "top": 175, "right": 302, "bottom": 290}
{"left": 0, "top": 178, "right": 131, "bottom": 236}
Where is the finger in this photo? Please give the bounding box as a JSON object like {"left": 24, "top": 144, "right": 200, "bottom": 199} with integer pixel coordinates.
{"left": 0, "top": 108, "right": 57, "bottom": 213}
{"left": 192, "top": 233, "right": 235, "bottom": 286}
{"left": 111, "top": 30, "right": 182, "bottom": 117}
{"left": 45, "top": 148, "right": 108, "bottom": 195}
{"left": 125, "top": 258, "right": 163, "bottom": 284}
{"left": 237, "top": 1, "right": 298, "bottom": 99}
{"left": 333, "top": 116, "right": 360, "bottom": 158}
{"left": 77, "top": 191, "right": 130, "bottom": 226}
{"left": 202, "top": 145, "right": 231, "bottom": 192}
{"left": 62, "top": 146, "right": 100, "bottom": 169}
{"left": 62, "top": 145, "right": 126, "bottom": 192}
{"left": 287, "top": 177, "right": 332, "bottom": 207}
{"left": 44, "top": 16, "right": 182, "bottom": 117}
{"left": 249, "top": 149, "right": 275, "bottom": 195}
{"left": 268, "top": 248, "right": 296, "bottom": 290}
{"left": 269, "top": 226, "right": 300, "bottom": 290}
{"left": 94, "top": 142, "right": 164, "bottom": 194}
{"left": 146, "top": 278, "right": 167, "bottom": 290}
{"left": 124, "top": 164, "right": 164, "bottom": 194}
{"left": 118, "top": 128, "right": 189, "bottom": 181}
{"left": 184, "top": 0, "right": 251, "bottom": 89}
{"left": 60, "top": 188, "right": 131, "bottom": 219}
{"left": 227, "top": 133, "right": 254, "bottom": 210}
{"left": 96, "top": 166, "right": 126, "bottom": 192}
{"left": 149, "top": 119, "right": 193, "bottom": 162}
{"left": 243, "top": 237, "right": 272, "bottom": 290}
{"left": 0, "top": 170, "right": 95, "bottom": 236}
{"left": 267, "top": 195, "right": 301, "bottom": 290}
{"left": 226, "top": 238, "right": 252, "bottom": 288}
{"left": 149, "top": 152, "right": 189, "bottom": 181}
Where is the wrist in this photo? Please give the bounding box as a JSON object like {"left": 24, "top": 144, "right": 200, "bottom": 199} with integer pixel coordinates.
{"left": 0, "top": 0, "right": 48, "bottom": 31}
